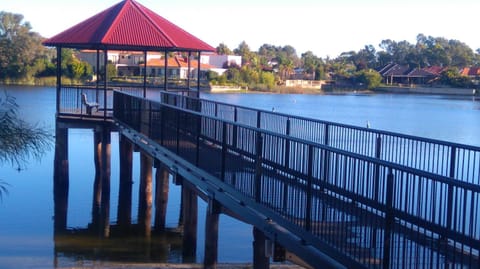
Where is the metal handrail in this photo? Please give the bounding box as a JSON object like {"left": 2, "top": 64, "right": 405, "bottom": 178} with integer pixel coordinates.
{"left": 158, "top": 90, "right": 480, "bottom": 185}
{"left": 114, "top": 90, "right": 480, "bottom": 268}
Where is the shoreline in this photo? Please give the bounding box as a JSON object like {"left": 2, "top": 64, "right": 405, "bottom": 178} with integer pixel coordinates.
{"left": 3, "top": 82, "right": 478, "bottom": 97}
{"left": 375, "top": 86, "right": 478, "bottom": 96}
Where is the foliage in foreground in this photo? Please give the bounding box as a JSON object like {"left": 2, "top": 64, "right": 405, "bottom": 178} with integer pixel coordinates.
{"left": 0, "top": 92, "right": 52, "bottom": 199}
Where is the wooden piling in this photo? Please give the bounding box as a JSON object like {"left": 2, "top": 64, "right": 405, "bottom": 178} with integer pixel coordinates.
{"left": 138, "top": 152, "right": 153, "bottom": 237}
{"left": 253, "top": 227, "right": 270, "bottom": 269}
{"left": 118, "top": 134, "right": 133, "bottom": 230}
{"left": 53, "top": 125, "right": 69, "bottom": 233}
{"left": 154, "top": 164, "right": 169, "bottom": 231}
{"left": 204, "top": 199, "right": 220, "bottom": 269}
{"left": 181, "top": 180, "right": 198, "bottom": 262}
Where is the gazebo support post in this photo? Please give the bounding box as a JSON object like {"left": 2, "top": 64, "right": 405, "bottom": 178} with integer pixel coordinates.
{"left": 103, "top": 49, "right": 108, "bottom": 119}
{"left": 56, "top": 47, "right": 62, "bottom": 114}
{"left": 143, "top": 50, "right": 147, "bottom": 98}
{"left": 164, "top": 50, "right": 168, "bottom": 92}
{"left": 187, "top": 51, "right": 191, "bottom": 93}
{"left": 96, "top": 49, "right": 100, "bottom": 103}
{"left": 196, "top": 52, "right": 201, "bottom": 98}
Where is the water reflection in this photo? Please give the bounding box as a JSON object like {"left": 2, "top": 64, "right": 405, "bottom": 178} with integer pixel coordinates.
{"left": 53, "top": 225, "right": 183, "bottom": 267}
{"left": 51, "top": 119, "right": 188, "bottom": 267}
{"left": 2, "top": 86, "right": 479, "bottom": 268}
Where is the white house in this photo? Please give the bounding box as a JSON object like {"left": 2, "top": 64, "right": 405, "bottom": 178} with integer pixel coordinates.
{"left": 200, "top": 54, "right": 242, "bottom": 68}
{"left": 77, "top": 50, "right": 234, "bottom": 77}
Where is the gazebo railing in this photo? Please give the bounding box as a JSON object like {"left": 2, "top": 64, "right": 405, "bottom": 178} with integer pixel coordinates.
{"left": 57, "top": 85, "right": 198, "bottom": 118}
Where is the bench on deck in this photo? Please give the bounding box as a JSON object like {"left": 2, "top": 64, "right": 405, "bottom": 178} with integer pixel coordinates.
{"left": 81, "top": 93, "right": 99, "bottom": 115}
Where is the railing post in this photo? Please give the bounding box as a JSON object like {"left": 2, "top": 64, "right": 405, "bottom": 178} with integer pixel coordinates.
{"left": 176, "top": 110, "right": 180, "bottom": 154}
{"left": 214, "top": 103, "right": 218, "bottom": 140}
{"left": 322, "top": 123, "right": 330, "bottom": 188}
{"left": 195, "top": 113, "right": 201, "bottom": 166}
{"left": 160, "top": 105, "right": 165, "bottom": 146}
{"left": 305, "top": 145, "right": 313, "bottom": 231}
{"left": 446, "top": 146, "right": 456, "bottom": 230}
{"left": 283, "top": 119, "right": 291, "bottom": 212}
{"left": 233, "top": 107, "right": 238, "bottom": 149}
{"left": 255, "top": 132, "right": 263, "bottom": 203}
{"left": 256, "top": 111, "right": 261, "bottom": 128}
{"left": 324, "top": 123, "right": 329, "bottom": 146}
{"left": 374, "top": 135, "right": 382, "bottom": 201}
{"left": 148, "top": 102, "right": 153, "bottom": 138}
{"left": 221, "top": 121, "right": 227, "bottom": 181}
{"left": 284, "top": 119, "right": 291, "bottom": 167}
{"left": 383, "top": 169, "right": 394, "bottom": 269}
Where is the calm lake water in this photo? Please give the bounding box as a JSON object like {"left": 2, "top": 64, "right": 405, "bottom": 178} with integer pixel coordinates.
{"left": 0, "top": 86, "right": 479, "bottom": 268}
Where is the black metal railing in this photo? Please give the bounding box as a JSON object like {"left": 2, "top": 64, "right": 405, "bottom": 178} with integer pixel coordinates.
{"left": 113, "top": 91, "right": 480, "bottom": 268}
{"left": 157, "top": 91, "right": 480, "bottom": 186}
{"left": 57, "top": 85, "right": 197, "bottom": 118}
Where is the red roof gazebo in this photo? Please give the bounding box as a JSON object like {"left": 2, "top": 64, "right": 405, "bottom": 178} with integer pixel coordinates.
{"left": 43, "top": 0, "right": 215, "bottom": 118}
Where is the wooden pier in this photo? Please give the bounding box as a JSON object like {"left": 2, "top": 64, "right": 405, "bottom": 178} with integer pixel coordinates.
{"left": 52, "top": 88, "right": 480, "bottom": 268}
{"left": 45, "top": 1, "right": 480, "bottom": 268}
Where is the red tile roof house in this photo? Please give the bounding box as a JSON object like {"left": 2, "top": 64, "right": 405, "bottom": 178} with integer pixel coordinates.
{"left": 142, "top": 56, "right": 215, "bottom": 81}
{"left": 460, "top": 67, "right": 480, "bottom": 86}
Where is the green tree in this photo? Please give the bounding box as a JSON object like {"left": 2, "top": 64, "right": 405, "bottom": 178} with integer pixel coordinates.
{"left": 260, "top": 71, "right": 275, "bottom": 89}
{"left": 440, "top": 67, "right": 472, "bottom": 88}
{"left": 301, "top": 51, "right": 323, "bottom": 77}
{"left": 60, "top": 48, "right": 93, "bottom": 80}
{"left": 106, "top": 63, "right": 117, "bottom": 79}
{"left": 216, "top": 43, "right": 232, "bottom": 55}
{"left": 0, "top": 11, "right": 47, "bottom": 81}
{"left": 355, "top": 69, "right": 382, "bottom": 89}
{"left": 0, "top": 92, "right": 51, "bottom": 199}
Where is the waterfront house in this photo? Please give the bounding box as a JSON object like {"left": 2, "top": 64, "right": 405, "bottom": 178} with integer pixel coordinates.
{"left": 142, "top": 56, "right": 215, "bottom": 79}
{"left": 460, "top": 67, "right": 480, "bottom": 85}
{"left": 377, "top": 63, "right": 444, "bottom": 86}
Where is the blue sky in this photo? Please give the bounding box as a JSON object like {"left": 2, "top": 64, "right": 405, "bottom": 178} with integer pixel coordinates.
{"left": 3, "top": 0, "right": 480, "bottom": 57}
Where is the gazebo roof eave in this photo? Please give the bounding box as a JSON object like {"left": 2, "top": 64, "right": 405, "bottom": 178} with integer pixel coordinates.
{"left": 43, "top": 42, "right": 215, "bottom": 53}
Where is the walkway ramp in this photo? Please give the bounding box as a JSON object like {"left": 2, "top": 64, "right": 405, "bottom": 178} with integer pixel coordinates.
{"left": 113, "top": 90, "right": 480, "bottom": 268}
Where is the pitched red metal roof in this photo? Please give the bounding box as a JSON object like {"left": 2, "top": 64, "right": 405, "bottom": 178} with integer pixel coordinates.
{"left": 42, "top": 0, "right": 215, "bottom": 52}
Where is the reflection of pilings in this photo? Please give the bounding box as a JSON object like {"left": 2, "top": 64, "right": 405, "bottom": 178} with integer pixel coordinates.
{"left": 181, "top": 178, "right": 198, "bottom": 262}
{"left": 138, "top": 152, "right": 153, "bottom": 237}
{"left": 91, "top": 130, "right": 102, "bottom": 229}
{"left": 118, "top": 134, "right": 133, "bottom": 230}
{"left": 204, "top": 199, "right": 220, "bottom": 269}
{"left": 53, "top": 125, "right": 69, "bottom": 233}
{"left": 253, "top": 227, "right": 270, "bottom": 269}
{"left": 154, "top": 164, "right": 169, "bottom": 231}
{"left": 100, "top": 126, "right": 111, "bottom": 238}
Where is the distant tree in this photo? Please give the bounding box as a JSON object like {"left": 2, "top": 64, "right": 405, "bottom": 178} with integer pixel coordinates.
{"left": 0, "top": 92, "right": 52, "bottom": 199}
{"left": 0, "top": 11, "right": 47, "bottom": 81}
{"left": 301, "top": 51, "right": 323, "bottom": 76}
{"left": 60, "top": 49, "right": 93, "bottom": 80}
{"left": 440, "top": 67, "right": 472, "bottom": 88}
{"left": 258, "top": 44, "right": 279, "bottom": 59}
{"left": 234, "top": 41, "right": 253, "bottom": 66}
{"left": 216, "top": 43, "right": 233, "bottom": 55}
{"left": 260, "top": 71, "right": 275, "bottom": 89}
{"left": 355, "top": 69, "right": 382, "bottom": 89}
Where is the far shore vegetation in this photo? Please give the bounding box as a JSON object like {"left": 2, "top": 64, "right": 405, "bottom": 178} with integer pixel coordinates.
{"left": 1, "top": 11, "right": 480, "bottom": 92}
